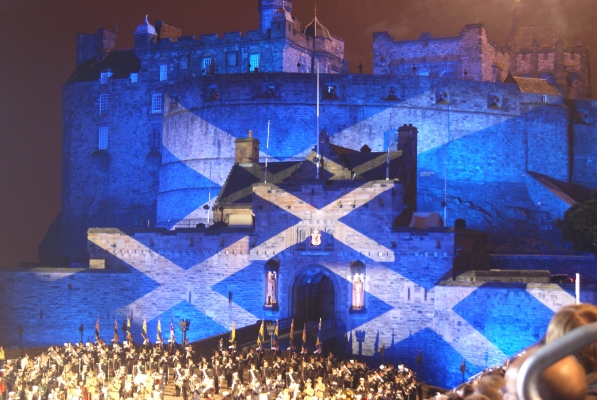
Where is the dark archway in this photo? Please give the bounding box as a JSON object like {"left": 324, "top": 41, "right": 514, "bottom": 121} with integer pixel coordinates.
{"left": 293, "top": 268, "right": 336, "bottom": 324}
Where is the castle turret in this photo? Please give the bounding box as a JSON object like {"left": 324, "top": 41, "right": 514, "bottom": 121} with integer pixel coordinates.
{"left": 134, "top": 15, "right": 157, "bottom": 53}
{"left": 270, "top": 2, "right": 294, "bottom": 38}
{"left": 235, "top": 130, "right": 260, "bottom": 165}
{"left": 259, "top": 0, "right": 292, "bottom": 34}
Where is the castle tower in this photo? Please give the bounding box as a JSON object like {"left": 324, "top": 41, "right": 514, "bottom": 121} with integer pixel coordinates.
{"left": 270, "top": 1, "right": 294, "bottom": 39}
{"left": 235, "top": 130, "right": 260, "bottom": 165}
{"left": 134, "top": 15, "right": 157, "bottom": 53}
{"left": 259, "top": 0, "right": 292, "bottom": 33}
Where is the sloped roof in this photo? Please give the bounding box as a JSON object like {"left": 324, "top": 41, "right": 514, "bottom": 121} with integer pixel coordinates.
{"left": 217, "top": 162, "right": 301, "bottom": 205}
{"left": 66, "top": 50, "right": 141, "bottom": 84}
{"left": 509, "top": 76, "right": 561, "bottom": 95}
{"left": 514, "top": 25, "right": 567, "bottom": 49}
{"left": 216, "top": 145, "right": 402, "bottom": 207}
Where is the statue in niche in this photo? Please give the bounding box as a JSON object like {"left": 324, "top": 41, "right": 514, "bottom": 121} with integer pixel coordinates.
{"left": 266, "top": 271, "right": 278, "bottom": 306}
{"left": 352, "top": 276, "right": 364, "bottom": 309}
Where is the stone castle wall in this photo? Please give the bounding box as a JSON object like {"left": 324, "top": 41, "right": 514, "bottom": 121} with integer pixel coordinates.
{"left": 2, "top": 221, "right": 592, "bottom": 388}
{"left": 51, "top": 70, "right": 595, "bottom": 263}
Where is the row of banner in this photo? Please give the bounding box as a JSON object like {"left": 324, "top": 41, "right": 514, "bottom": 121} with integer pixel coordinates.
{"left": 94, "top": 316, "right": 174, "bottom": 344}
{"left": 94, "top": 316, "right": 323, "bottom": 352}
{"left": 254, "top": 318, "right": 323, "bottom": 354}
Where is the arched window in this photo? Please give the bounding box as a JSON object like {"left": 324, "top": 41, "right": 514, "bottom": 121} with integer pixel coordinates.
{"left": 264, "top": 259, "right": 280, "bottom": 309}
{"left": 349, "top": 261, "right": 366, "bottom": 311}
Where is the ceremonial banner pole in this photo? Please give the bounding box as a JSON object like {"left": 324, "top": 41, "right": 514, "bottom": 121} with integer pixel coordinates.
{"left": 316, "top": 63, "right": 320, "bottom": 180}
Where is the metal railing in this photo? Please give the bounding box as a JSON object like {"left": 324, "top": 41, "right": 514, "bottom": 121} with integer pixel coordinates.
{"left": 517, "top": 322, "right": 597, "bottom": 400}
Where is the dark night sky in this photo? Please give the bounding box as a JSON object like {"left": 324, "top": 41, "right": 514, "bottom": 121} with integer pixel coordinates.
{"left": 0, "top": 0, "right": 595, "bottom": 267}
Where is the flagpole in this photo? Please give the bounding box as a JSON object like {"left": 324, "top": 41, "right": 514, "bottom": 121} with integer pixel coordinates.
{"left": 316, "top": 62, "right": 320, "bottom": 180}
{"left": 265, "top": 120, "right": 270, "bottom": 183}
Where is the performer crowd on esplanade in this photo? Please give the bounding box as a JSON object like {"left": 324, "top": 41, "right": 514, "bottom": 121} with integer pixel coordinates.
{"left": 0, "top": 339, "right": 421, "bottom": 400}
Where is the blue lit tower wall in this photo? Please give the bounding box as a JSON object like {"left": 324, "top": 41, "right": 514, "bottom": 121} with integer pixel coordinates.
{"left": 158, "top": 71, "right": 575, "bottom": 250}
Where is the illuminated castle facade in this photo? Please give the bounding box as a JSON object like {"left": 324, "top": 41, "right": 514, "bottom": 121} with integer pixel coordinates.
{"left": 2, "top": 0, "right": 595, "bottom": 389}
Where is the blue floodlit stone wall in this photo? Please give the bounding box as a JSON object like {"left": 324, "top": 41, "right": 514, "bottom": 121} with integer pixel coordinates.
{"left": 2, "top": 220, "right": 593, "bottom": 390}
{"left": 50, "top": 70, "right": 594, "bottom": 264}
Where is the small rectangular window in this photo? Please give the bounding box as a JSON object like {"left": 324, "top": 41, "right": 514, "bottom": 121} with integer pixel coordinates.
{"left": 249, "top": 54, "right": 260, "bottom": 72}
{"left": 100, "top": 70, "right": 111, "bottom": 84}
{"left": 130, "top": 73, "right": 138, "bottom": 83}
{"left": 159, "top": 65, "right": 168, "bottom": 81}
{"left": 99, "top": 94, "right": 109, "bottom": 115}
{"left": 180, "top": 56, "right": 190, "bottom": 70}
{"left": 542, "top": 94, "right": 548, "bottom": 103}
{"left": 227, "top": 52, "right": 237, "bottom": 67}
{"left": 151, "top": 94, "right": 163, "bottom": 114}
{"left": 202, "top": 57, "right": 214, "bottom": 75}
{"left": 98, "top": 127, "right": 109, "bottom": 150}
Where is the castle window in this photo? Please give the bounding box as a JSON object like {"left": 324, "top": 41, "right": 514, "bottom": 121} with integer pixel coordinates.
{"left": 99, "top": 94, "right": 109, "bottom": 115}
{"left": 100, "top": 70, "right": 112, "bottom": 84}
{"left": 151, "top": 94, "right": 163, "bottom": 114}
{"left": 249, "top": 54, "right": 260, "bottom": 72}
{"left": 323, "top": 84, "right": 339, "bottom": 100}
{"left": 98, "top": 127, "right": 109, "bottom": 150}
{"left": 227, "top": 52, "right": 238, "bottom": 67}
{"left": 202, "top": 57, "right": 214, "bottom": 75}
{"left": 130, "top": 73, "right": 138, "bottom": 83}
{"left": 488, "top": 94, "right": 501, "bottom": 109}
{"left": 159, "top": 65, "right": 168, "bottom": 81}
{"left": 542, "top": 94, "right": 547, "bottom": 103}
{"left": 436, "top": 91, "right": 449, "bottom": 104}
{"left": 180, "top": 56, "right": 190, "bottom": 70}
{"left": 384, "top": 86, "right": 400, "bottom": 101}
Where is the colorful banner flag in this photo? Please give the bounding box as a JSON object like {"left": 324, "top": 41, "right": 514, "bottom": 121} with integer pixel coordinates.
{"left": 287, "top": 318, "right": 294, "bottom": 351}
{"left": 301, "top": 323, "right": 307, "bottom": 354}
{"left": 95, "top": 317, "right": 100, "bottom": 342}
{"left": 113, "top": 318, "right": 118, "bottom": 343}
{"left": 272, "top": 320, "right": 279, "bottom": 349}
{"left": 126, "top": 315, "right": 133, "bottom": 344}
{"left": 315, "top": 318, "right": 322, "bottom": 354}
{"left": 157, "top": 318, "right": 162, "bottom": 343}
{"left": 142, "top": 318, "right": 148, "bottom": 341}
{"left": 257, "top": 319, "right": 264, "bottom": 348}
{"left": 169, "top": 317, "right": 175, "bottom": 344}
{"left": 229, "top": 321, "right": 235, "bottom": 343}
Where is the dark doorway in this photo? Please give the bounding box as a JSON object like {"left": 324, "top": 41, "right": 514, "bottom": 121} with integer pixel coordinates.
{"left": 293, "top": 271, "right": 336, "bottom": 324}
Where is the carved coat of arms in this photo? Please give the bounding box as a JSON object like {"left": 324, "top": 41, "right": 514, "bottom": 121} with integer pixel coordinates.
{"left": 310, "top": 229, "right": 322, "bottom": 246}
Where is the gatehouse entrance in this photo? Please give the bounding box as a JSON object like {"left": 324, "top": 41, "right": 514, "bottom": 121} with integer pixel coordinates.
{"left": 292, "top": 267, "right": 337, "bottom": 324}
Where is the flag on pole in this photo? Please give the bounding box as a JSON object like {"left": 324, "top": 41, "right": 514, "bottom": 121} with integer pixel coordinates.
{"left": 287, "top": 318, "right": 294, "bottom": 351}
{"left": 272, "top": 320, "right": 279, "bottom": 350}
{"left": 257, "top": 319, "right": 264, "bottom": 349}
{"left": 169, "top": 317, "right": 175, "bottom": 344}
{"left": 126, "top": 315, "right": 133, "bottom": 344}
{"left": 229, "top": 321, "right": 235, "bottom": 343}
{"left": 142, "top": 317, "right": 148, "bottom": 341}
{"left": 95, "top": 317, "right": 100, "bottom": 342}
{"left": 157, "top": 318, "right": 162, "bottom": 344}
{"left": 113, "top": 318, "right": 118, "bottom": 343}
{"left": 315, "top": 318, "right": 322, "bottom": 354}
{"left": 301, "top": 323, "right": 307, "bottom": 354}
